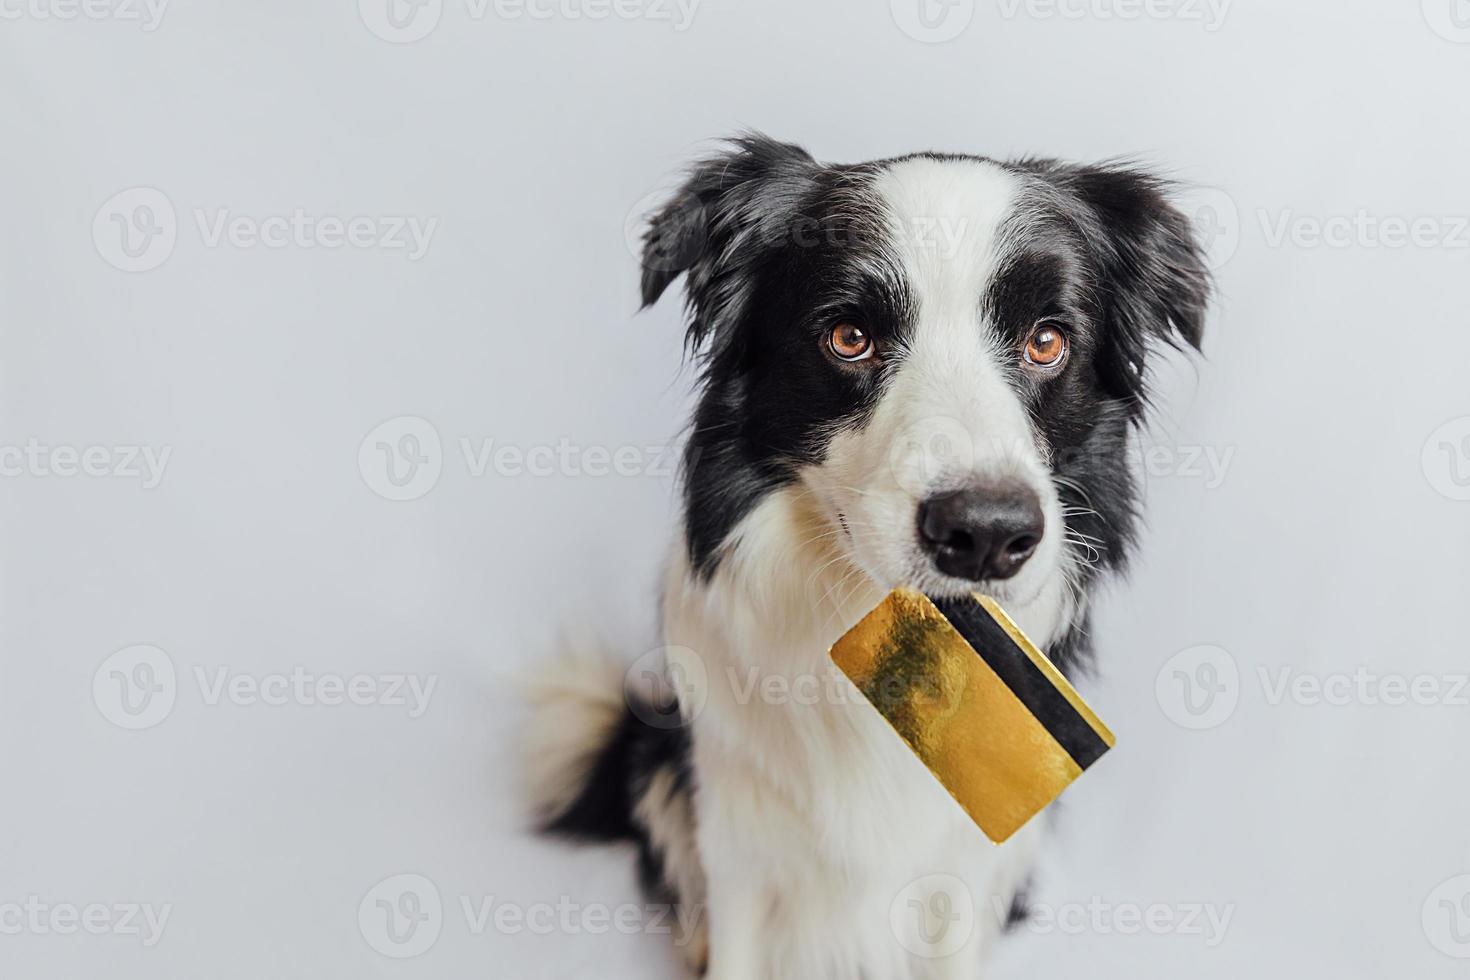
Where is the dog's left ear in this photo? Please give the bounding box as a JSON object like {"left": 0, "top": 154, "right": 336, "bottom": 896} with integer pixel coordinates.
{"left": 1063, "top": 165, "right": 1212, "bottom": 412}
{"left": 637, "top": 134, "right": 820, "bottom": 368}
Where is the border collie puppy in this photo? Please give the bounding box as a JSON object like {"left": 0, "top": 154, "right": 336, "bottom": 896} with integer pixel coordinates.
{"left": 528, "top": 134, "right": 1210, "bottom": 979}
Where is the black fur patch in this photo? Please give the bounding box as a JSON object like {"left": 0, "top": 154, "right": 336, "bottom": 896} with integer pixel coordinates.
{"left": 540, "top": 691, "right": 698, "bottom": 938}
{"left": 541, "top": 694, "right": 693, "bottom": 847}
{"left": 1004, "top": 877, "right": 1034, "bottom": 931}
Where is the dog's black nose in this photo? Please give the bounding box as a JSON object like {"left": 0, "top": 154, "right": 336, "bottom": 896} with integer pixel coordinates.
{"left": 917, "top": 482, "right": 1044, "bottom": 581}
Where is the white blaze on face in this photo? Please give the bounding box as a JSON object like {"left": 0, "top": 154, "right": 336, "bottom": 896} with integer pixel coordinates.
{"left": 804, "top": 156, "right": 1064, "bottom": 605}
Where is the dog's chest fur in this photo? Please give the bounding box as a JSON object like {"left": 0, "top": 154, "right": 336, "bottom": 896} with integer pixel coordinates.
{"left": 660, "top": 488, "right": 1063, "bottom": 978}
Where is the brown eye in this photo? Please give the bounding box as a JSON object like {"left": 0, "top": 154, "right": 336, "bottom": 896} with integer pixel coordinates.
{"left": 1024, "top": 322, "right": 1069, "bottom": 369}
{"left": 829, "top": 322, "right": 875, "bottom": 362}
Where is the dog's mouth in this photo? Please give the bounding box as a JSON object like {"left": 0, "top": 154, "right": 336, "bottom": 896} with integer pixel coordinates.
{"left": 915, "top": 568, "right": 1044, "bottom": 606}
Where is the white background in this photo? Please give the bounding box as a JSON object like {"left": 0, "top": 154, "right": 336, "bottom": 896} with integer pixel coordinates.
{"left": 3, "top": 0, "right": 1470, "bottom": 976}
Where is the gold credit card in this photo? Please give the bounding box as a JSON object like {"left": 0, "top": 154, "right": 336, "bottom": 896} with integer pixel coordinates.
{"left": 828, "top": 588, "right": 1114, "bottom": 843}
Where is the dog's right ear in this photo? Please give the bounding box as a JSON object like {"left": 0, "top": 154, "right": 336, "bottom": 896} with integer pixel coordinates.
{"left": 638, "top": 134, "right": 819, "bottom": 362}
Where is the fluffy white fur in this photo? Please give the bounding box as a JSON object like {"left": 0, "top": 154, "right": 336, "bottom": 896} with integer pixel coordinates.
{"left": 664, "top": 497, "right": 1050, "bottom": 979}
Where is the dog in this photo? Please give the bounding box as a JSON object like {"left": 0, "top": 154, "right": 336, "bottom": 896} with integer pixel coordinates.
{"left": 526, "top": 134, "right": 1211, "bottom": 979}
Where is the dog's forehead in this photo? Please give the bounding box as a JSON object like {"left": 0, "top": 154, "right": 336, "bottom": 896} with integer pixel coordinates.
{"left": 867, "top": 155, "right": 1021, "bottom": 229}
{"left": 864, "top": 155, "right": 1024, "bottom": 322}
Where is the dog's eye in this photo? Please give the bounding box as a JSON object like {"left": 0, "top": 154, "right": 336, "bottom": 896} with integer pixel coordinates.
{"left": 1023, "top": 322, "right": 1069, "bottom": 369}
{"left": 829, "top": 322, "right": 875, "bottom": 362}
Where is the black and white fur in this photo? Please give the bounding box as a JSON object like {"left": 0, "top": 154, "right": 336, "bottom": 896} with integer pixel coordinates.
{"left": 527, "top": 135, "right": 1210, "bottom": 979}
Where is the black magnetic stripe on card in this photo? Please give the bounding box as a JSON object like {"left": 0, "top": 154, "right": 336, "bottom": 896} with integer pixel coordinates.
{"left": 931, "top": 596, "right": 1110, "bottom": 770}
